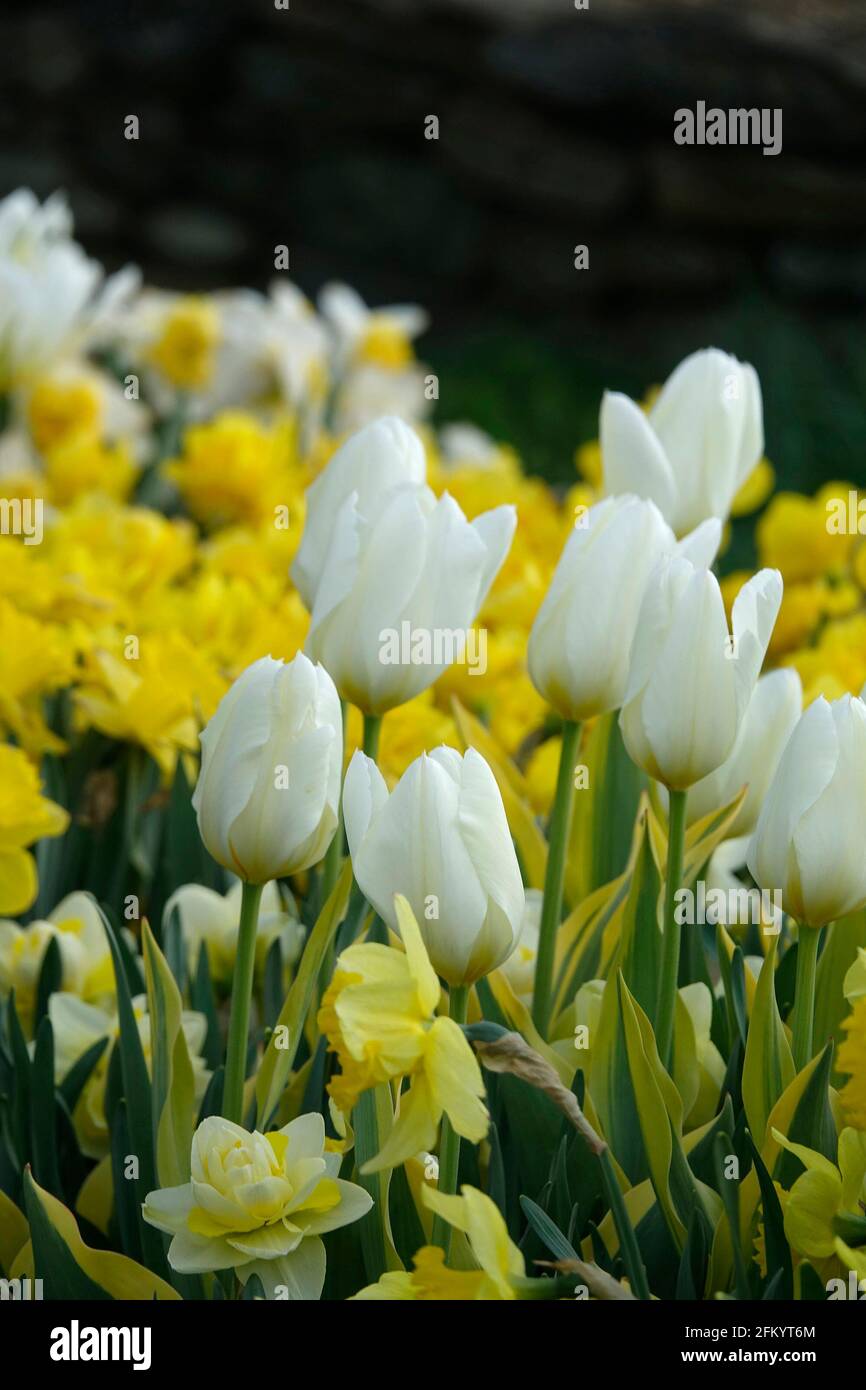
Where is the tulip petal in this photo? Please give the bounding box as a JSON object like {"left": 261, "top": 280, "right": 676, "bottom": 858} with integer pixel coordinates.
{"left": 601, "top": 391, "right": 676, "bottom": 522}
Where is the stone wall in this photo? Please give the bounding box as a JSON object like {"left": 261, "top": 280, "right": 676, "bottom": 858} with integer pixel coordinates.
{"left": 2, "top": 0, "right": 866, "bottom": 324}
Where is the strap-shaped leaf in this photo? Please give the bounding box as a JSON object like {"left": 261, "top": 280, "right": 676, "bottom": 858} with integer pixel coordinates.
{"left": 142, "top": 918, "right": 195, "bottom": 1188}
{"left": 255, "top": 859, "right": 352, "bottom": 1129}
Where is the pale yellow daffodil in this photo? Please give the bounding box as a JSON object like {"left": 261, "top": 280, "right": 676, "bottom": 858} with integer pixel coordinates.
{"left": 318, "top": 894, "right": 488, "bottom": 1172}
{"left": 772, "top": 1126, "right": 866, "bottom": 1274}
{"left": 353, "top": 1184, "right": 524, "bottom": 1300}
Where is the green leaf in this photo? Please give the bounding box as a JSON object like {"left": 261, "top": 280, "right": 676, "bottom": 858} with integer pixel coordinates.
{"left": 814, "top": 909, "right": 866, "bottom": 1075}
{"left": 98, "top": 900, "right": 166, "bottom": 1277}
{"left": 618, "top": 813, "right": 663, "bottom": 1023}
{"left": 23, "top": 1169, "right": 179, "bottom": 1300}
{"left": 775, "top": 1043, "right": 837, "bottom": 1188}
{"left": 742, "top": 939, "right": 795, "bottom": 1147}
{"left": 746, "top": 1130, "right": 793, "bottom": 1300}
{"left": 712, "top": 1133, "right": 750, "bottom": 1300}
{"left": 6, "top": 993, "right": 32, "bottom": 1168}
{"left": 520, "top": 1194, "right": 578, "bottom": 1261}
{"left": 59, "top": 1036, "right": 108, "bottom": 1114}
{"left": 142, "top": 919, "right": 195, "bottom": 1188}
{"left": 191, "top": 943, "right": 222, "bottom": 1072}
{"left": 34, "top": 936, "right": 62, "bottom": 1030}
{"left": 616, "top": 974, "right": 717, "bottom": 1252}
{"left": 255, "top": 859, "right": 352, "bottom": 1129}
{"left": 30, "top": 1018, "right": 61, "bottom": 1197}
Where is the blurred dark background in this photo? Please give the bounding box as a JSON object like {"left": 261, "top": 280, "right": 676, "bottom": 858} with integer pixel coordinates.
{"left": 2, "top": 0, "right": 866, "bottom": 489}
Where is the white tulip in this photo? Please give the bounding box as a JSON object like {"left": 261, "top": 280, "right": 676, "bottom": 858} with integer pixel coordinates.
{"left": 343, "top": 746, "right": 525, "bottom": 986}
{"left": 292, "top": 415, "right": 426, "bottom": 609}
{"left": 748, "top": 694, "right": 866, "bottom": 927}
{"left": 192, "top": 652, "right": 342, "bottom": 884}
{"left": 527, "top": 494, "right": 721, "bottom": 721}
{"left": 667, "top": 668, "right": 802, "bottom": 834}
{"left": 304, "top": 476, "right": 515, "bottom": 715}
{"left": 619, "top": 558, "right": 782, "bottom": 790}
{"left": 600, "top": 348, "right": 763, "bottom": 534}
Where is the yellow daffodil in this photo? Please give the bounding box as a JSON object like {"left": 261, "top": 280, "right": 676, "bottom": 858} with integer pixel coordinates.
{"left": 143, "top": 1113, "right": 372, "bottom": 1298}
{"left": 44, "top": 434, "right": 137, "bottom": 505}
{"left": 147, "top": 296, "right": 220, "bottom": 390}
{"left": 73, "top": 631, "right": 225, "bottom": 779}
{"left": 0, "top": 600, "right": 75, "bottom": 754}
{"left": 353, "top": 1184, "right": 525, "bottom": 1300}
{"left": 318, "top": 894, "right": 488, "bottom": 1172}
{"left": 164, "top": 412, "right": 299, "bottom": 530}
{"left": 756, "top": 484, "right": 857, "bottom": 583}
{"left": 772, "top": 1126, "right": 866, "bottom": 1274}
{"left": 0, "top": 743, "right": 68, "bottom": 914}
{"left": 26, "top": 372, "right": 102, "bottom": 452}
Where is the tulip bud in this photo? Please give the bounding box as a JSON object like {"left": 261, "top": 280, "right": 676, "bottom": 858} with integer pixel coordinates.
{"left": 291, "top": 415, "right": 426, "bottom": 609}
{"left": 601, "top": 348, "right": 763, "bottom": 534}
{"left": 619, "top": 559, "right": 782, "bottom": 790}
{"left": 304, "top": 470, "right": 515, "bottom": 716}
{"left": 192, "top": 652, "right": 342, "bottom": 884}
{"left": 748, "top": 694, "right": 866, "bottom": 927}
{"left": 527, "top": 494, "right": 721, "bottom": 722}
{"left": 666, "top": 668, "right": 802, "bottom": 835}
{"left": 343, "top": 745, "right": 525, "bottom": 985}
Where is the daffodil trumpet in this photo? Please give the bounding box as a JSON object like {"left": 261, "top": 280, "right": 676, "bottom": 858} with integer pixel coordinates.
{"left": 532, "top": 719, "right": 581, "bottom": 1036}
{"left": 657, "top": 787, "right": 688, "bottom": 1069}
{"left": 222, "top": 880, "right": 263, "bottom": 1125}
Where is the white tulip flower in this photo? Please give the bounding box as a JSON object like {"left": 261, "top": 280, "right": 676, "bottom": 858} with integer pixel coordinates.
{"left": 667, "top": 667, "right": 802, "bottom": 834}
{"left": 748, "top": 694, "right": 866, "bottom": 928}
{"left": 619, "top": 559, "right": 782, "bottom": 790}
{"left": 527, "top": 494, "right": 721, "bottom": 722}
{"left": 304, "top": 475, "right": 515, "bottom": 715}
{"left": 192, "top": 653, "right": 342, "bottom": 884}
{"left": 343, "top": 745, "right": 525, "bottom": 986}
{"left": 600, "top": 348, "right": 763, "bottom": 534}
{"left": 292, "top": 415, "right": 426, "bottom": 609}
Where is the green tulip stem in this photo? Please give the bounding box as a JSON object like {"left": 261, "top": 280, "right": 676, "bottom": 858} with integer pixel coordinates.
{"left": 532, "top": 718, "right": 581, "bottom": 1037}
{"left": 792, "top": 924, "right": 821, "bottom": 1071}
{"left": 657, "top": 787, "right": 688, "bottom": 1070}
{"left": 430, "top": 983, "right": 470, "bottom": 1257}
{"left": 223, "top": 880, "right": 265, "bottom": 1126}
{"left": 321, "top": 697, "right": 348, "bottom": 904}
{"left": 363, "top": 713, "right": 382, "bottom": 762}
{"left": 353, "top": 708, "right": 390, "bottom": 1283}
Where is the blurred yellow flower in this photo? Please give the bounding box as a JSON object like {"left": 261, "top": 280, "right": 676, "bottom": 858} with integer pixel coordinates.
{"left": 148, "top": 296, "right": 220, "bottom": 390}
{"left": 45, "top": 435, "right": 137, "bottom": 505}
{"left": 73, "top": 632, "right": 224, "bottom": 778}
{"left": 0, "top": 742, "right": 68, "bottom": 914}
{"left": 165, "top": 411, "right": 300, "bottom": 529}
{"left": 0, "top": 600, "right": 75, "bottom": 754}
{"left": 27, "top": 374, "right": 102, "bottom": 453}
